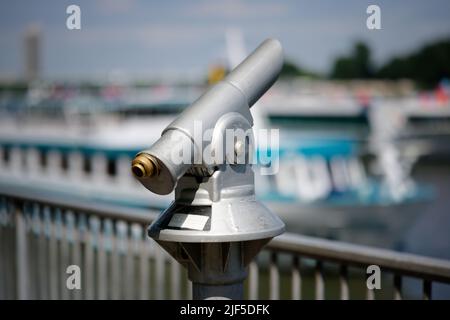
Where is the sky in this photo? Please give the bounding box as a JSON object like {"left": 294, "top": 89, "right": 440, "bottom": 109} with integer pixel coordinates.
{"left": 0, "top": 0, "right": 449, "bottom": 80}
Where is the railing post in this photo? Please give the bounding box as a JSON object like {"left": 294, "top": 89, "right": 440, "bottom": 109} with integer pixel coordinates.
{"left": 15, "top": 201, "right": 30, "bottom": 300}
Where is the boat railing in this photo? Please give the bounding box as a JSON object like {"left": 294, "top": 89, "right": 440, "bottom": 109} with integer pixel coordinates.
{"left": 0, "top": 138, "right": 374, "bottom": 209}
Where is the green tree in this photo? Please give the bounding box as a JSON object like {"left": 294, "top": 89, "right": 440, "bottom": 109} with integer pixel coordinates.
{"left": 353, "top": 42, "right": 373, "bottom": 78}
{"left": 377, "top": 40, "right": 450, "bottom": 88}
{"left": 330, "top": 42, "right": 374, "bottom": 79}
{"left": 280, "top": 60, "right": 317, "bottom": 78}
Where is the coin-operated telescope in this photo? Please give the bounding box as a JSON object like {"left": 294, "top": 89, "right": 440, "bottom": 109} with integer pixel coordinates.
{"left": 132, "top": 39, "right": 285, "bottom": 300}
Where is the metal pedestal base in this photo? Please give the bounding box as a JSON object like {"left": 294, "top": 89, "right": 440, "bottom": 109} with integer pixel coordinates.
{"left": 193, "top": 283, "right": 244, "bottom": 300}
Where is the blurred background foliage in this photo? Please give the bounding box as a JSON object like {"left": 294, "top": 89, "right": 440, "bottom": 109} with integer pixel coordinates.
{"left": 278, "top": 38, "right": 450, "bottom": 89}
{"left": 330, "top": 39, "right": 450, "bottom": 88}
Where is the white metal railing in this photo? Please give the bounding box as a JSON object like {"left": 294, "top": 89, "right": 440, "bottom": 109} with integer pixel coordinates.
{"left": 1, "top": 185, "right": 449, "bottom": 300}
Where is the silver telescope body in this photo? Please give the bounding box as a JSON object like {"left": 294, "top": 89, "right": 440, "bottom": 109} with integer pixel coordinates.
{"left": 135, "top": 39, "right": 285, "bottom": 300}
{"left": 132, "top": 38, "right": 283, "bottom": 195}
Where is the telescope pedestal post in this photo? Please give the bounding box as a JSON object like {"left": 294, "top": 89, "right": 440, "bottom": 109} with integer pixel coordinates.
{"left": 193, "top": 283, "right": 244, "bottom": 300}
{"left": 187, "top": 241, "right": 247, "bottom": 300}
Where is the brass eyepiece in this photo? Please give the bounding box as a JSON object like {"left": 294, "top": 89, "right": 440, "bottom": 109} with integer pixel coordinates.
{"left": 131, "top": 154, "right": 160, "bottom": 178}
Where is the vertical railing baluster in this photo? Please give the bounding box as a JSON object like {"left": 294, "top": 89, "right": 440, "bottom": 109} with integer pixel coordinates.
{"left": 52, "top": 208, "right": 63, "bottom": 300}
{"left": 154, "top": 243, "right": 165, "bottom": 299}
{"left": 59, "top": 210, "right": 70, "bottom": 300}
{"left": 186, "top": 279, "right": 192, "bottom": 300}
{"left": 394, "top": 274, "right": 402, "bottom": 300}
{"left": 131, "top": 224, "right": 145, "bottom": 299}
{"left": 269, "top": 252, "right": 279, "bottom": 300}
{"left": 0, "top": 199, "right": 7, "bottom": 299}
{"left": 97, "top": 218, "right": 107, "bottom": 300}
{"left": 46, "top": 206, "right": 58, "bottom": 300}
{"left": 170, "top": 257, "right": 181, "bottom": 300}
{"left": 80, "top": 214, "right": 93, "bottom": 299}
{"left": 124, "top": 223, "right": 137, "bottom": 299}
{"left": 5, "top": 199, "right": 16, "bottom": 299}
{"left": 365, "top": 267, "right": 375, "bottom": 300}
{"left": 116, "top": 220, "right": 128, "bottom": 299}
{"left": 103, "top": 219, "right": 114, "bottom": 299}
{"left": 111, "top": 220, "right": 121, "bottom": 300}
{"left": 291, "top": 256, "right": 301, "bottom": 300}
{"left": 339, "top": 265, "right": 349, "bottom": 300}
{"left": 65, "top": 211, "right": 73, "bottom": 299}
{"left": 29, "top": 204, "right": 40, "bottom": 299}
{"left": 8, "top": 204, "right": 15, "bottom": 299}
{"left": 15, "top": 202, "right": 29, "bottom": 300}
{"left": 5, "top": 201, "right": 15, "bottom": 299}
{"left": 4, "top": 202, "right": 15, "bottom": 299}
{"left": 423, "top": 280, "right": 432, "bottom": 300}
{"left": 10, "top": 203, "right": 17, "bottom": 299}
{"left": 43, "top": 205, "right": 57, "bottom": 299}
{"left": 366, "top": 284, "right": 375, "bottom": 300}
{"left": 67, "top": 211, "right": 82, "bottom": 300}
{"left": 249, "top": 259, "right": 259, "bottom": 300}
{"left": 315, "top": 261, "right": 324, "bottom": 300}
{"left": 132, "top": 223, "right": 144, "bottom": 299}
{"left": 38, "top": 205, "right": 49, "bottom": 300}
{"left": 24, "top": 205, "right": 36, "bottom": 298}
{"left": 88, "top": 215, "right": 100, "bottom": 300}
{"left": 24, "top": 206, "right": 37, "bottom": 300}
{"left": 0, "top": 199, "right": 5, "bottom": 300}
{"left": 139, "top": 225, "right": 150, "bottom": 300}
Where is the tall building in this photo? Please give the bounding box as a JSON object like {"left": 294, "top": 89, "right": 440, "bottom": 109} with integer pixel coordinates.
{"left": 24, "top": 25, "right": 41, "bottom": 82}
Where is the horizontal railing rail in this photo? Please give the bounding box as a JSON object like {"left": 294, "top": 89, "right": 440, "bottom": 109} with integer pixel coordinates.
{"left": 0, "top": 182, "right": 158, "bottom": 224}
{"left": 269, "top": 233, "right": 450, "bottom": 283}
{"left": 1, "top": 182, "right": 450, "bottom": 300}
